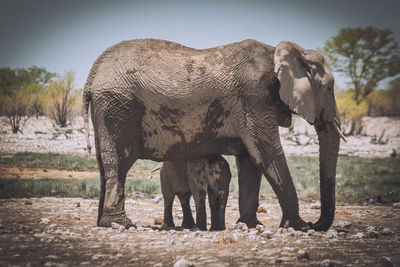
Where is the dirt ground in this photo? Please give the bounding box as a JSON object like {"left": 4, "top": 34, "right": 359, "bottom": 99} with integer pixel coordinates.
{"left": 1, "top": 195, "right": 399, "bottom": 266}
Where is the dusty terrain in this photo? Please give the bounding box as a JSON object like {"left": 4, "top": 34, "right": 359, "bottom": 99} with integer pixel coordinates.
{"left": 1, "top": 196, "right": 399, "bottom": 266}
{"left": 1, "top": 116, "right": 400, "bottom": 266}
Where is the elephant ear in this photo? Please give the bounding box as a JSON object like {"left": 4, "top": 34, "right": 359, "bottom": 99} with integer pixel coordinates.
{"left": 274, "top": 41, "right": 315, "bottom": 124}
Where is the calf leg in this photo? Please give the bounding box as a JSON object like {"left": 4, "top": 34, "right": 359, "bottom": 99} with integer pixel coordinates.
{"left": 177, "top": 192, "right": 195, "bottom": 229}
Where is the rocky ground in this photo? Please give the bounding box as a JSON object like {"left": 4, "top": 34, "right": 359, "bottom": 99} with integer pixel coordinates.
{"left": 1, "top": 196, "right": 399, "bottom": 266}
{"left": 1, "top": 116, "right": 400, "bottom": 266}
{"left": 0, "top": 116, "right": 399, "bottom": 158}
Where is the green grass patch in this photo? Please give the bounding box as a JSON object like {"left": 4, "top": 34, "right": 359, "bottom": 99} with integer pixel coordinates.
{"left": 224, "top": 155, "right": 400, "bottom": 203}
{"left": 0, "top": 153, "right": 399, "bottom": 203}
{"left": 0, "top": 153, "right": 98, "bottom": 171}
{"left": 0, "top": 177, "right": 160, "bottom": 198}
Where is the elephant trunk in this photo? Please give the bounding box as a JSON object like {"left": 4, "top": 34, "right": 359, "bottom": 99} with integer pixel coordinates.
{"left": 313, "top": 121, "right": 340, "bottom": 231}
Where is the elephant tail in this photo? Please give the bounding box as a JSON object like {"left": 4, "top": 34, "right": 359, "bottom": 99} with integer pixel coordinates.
{"left": 82, "top": 89, "right": 92, "bottom": 157}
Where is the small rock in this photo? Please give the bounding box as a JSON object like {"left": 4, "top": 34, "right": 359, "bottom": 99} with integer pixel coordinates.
{"left": 365, "top": 226, "right": 376, "bottom": 232}
{"left": 307, "top": 229, "right": 315, "bottom": 236}
{"left": 382, "top": 256, "right": 393, "bottom": 267}
{"left": 367, "top": 231, "right": 379, "bottom": 238}
{"left": 255, "top": 224, "right": 265, "bottom": 232}
{"left": 153, "top": 195, "right": 163, "bottom": 204}
{"left": 154, "top": 217, "right": 163, "bottom": 225}
{"left": 324, "top": 230, "right": 338, "bottom": 239}
{"left": 338, "top": 221, "right": 351, "bottom": 229}
{"left": 169, "top": 230, "right": 176, "bottom": 235}
{"left": 257, "top": 205, "right": 267, "bottom": 213}
{"left": 260, "top": 229, "right": 273, "bottom": 239}
{"left": 231, "top": 231, "right": 242, "bottom": 241}
{"left": 40, "top": 218, "right": 50, "bottom": 224}
{"left": 310, "top": 202, "right": 321, "bottom": 209}
{"left": 297, "top": 250, "right": 310, "bottom": 260}
{"left": 392, "top": 202, "right": 400, "bottom": 208}
{"left": 111, "top": 222, "right": 125, "bottom": 232}
{"left": 73, "top": 202, "right": 80, "bottom": 207}
{"left": 247, "top": 229, "right": 258, "bottom": 240}
{"left": 177, "top": 214, "right": 183, "bottom": 219}
{"left": 234, "top": 222, "right": 248, "bottom": 232}
{"left": 174, "top": 258, "right": 194, "bottom": 267}
{"left": 251, "top": 245, "right": 258, "bottom": 251}
{"left": 320, "top": 259, "right": 335, "bottom": 267}
{"left": 355, "top": 232, "right": 364, "bottom": 239}
{"left": 382, "top": 228, "right": 394, "bottom": 236}
{"left": 46, "top": 255, "right": 59, "bottom": 259}
{"left": 125, "top": 199, "right": 137, "bottom": 205}
{"left": 154, "top": 263, "right": 163, "bottom": 267}
{"left": 24, "top": 200, "right": 33, "bottom": 205}
{"left": 48, "top": 223, "right": 58, "bottom": 229}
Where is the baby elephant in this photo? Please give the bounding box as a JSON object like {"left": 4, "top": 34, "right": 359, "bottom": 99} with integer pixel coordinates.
{"left": 160, "top": 155, "right": 231, "bottom": 230}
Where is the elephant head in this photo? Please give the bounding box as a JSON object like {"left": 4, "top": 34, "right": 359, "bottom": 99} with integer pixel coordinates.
{"left": 274, "top": 41, "right": 345, "bottom": 231}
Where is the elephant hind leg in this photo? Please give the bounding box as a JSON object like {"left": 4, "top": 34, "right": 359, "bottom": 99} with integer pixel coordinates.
{"left": 95, "top": 136, "right": 106, "bottom": 226}
{"left": 96, "top": 134, "right": 137, "bottom": 228}
{"left": 176, "top": 192, "right": 195, "bottom": 229}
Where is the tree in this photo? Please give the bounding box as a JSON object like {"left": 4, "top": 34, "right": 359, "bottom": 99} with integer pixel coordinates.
{"left": 366, "top": 90, "right": 391, "bottom": 116}
{"left": 0, "top": 84, "right": 31, "bottom": 133}
{"left": 48, "top": 71, "right": 79, "bottom": 127}
{"left": 0, "top": 66, "right": 55, "bottom": 133}
{"left": 335, "top": 90, "right": 368, "bottom": 134}
{"left": 323, "top": 27, "right": 400, "bottom": 104}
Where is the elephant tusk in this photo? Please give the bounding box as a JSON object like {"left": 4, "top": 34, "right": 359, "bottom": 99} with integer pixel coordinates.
{"left": 332, "top": 122, "right": 347, "bottom": 143}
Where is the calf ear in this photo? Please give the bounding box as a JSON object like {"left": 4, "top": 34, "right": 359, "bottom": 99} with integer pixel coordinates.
{"left": 274, "top": 41, "right": 315, "bottom": 124}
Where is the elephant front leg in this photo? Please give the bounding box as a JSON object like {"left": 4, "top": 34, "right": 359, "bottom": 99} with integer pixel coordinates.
{"left": 177, "top": 192, "right": 195, "bottom": 229}
{"left": 191, "top": 189, "right": 207, "bottom": 230}
{"left": 217, "top": 190, "right": 229, "bottom": 230}
{"left": 264, "top": 153, "right": 307, "bottom": 230}
{"left": 207, "top": 188, "right": 220, "bottom": 231}
{"left": 236, "top": 153, "right": 263, "bottom": 228}
{"left": 163, "top": 194, "right": 175, "bottom": 228}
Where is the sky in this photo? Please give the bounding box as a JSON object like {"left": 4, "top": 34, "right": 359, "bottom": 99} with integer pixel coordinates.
{"left": 1, "top": 0, "right": 399, "bottom": 89}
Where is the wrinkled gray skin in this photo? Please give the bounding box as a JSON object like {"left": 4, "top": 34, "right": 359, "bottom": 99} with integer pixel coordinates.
{"left": 83, "top": 39, "right": 342, "bottom": 231}
{"left": 161, "top": 155, "right": 231, "bottom": 231}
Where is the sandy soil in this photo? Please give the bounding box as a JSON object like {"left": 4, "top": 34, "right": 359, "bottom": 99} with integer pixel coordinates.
{"left": 1, "top": 196, "right": 399, "bottom": 266}
{"left": 1, "top": 116, "right": 399, "bottom": 266}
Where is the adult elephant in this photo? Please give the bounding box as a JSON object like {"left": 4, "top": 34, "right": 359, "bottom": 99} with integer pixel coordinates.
{"left": 83, "top": 39, "right": 344, "bottom": 231}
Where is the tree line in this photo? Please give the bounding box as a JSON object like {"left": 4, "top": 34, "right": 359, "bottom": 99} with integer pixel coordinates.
{"left": 0, "top": 26, "right": 399, "bottom": 135}
{"left": 323, "top": 26, "right": 400, "bottom": 135}
{"left": 0, "top": 67, "right": 81, "bottom": 133}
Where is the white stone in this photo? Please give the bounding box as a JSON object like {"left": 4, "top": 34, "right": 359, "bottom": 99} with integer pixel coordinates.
{"left": 323, "top": 230, "right": 338, "bottom": 239}
{"left": 174, "top": 258, "right": 194, "bottom": 267}
{"left": 260, "top": 229, "right": 273, "bottom": 239}
{"left": 40, "top": 218, "right": 50, "bottom": 224}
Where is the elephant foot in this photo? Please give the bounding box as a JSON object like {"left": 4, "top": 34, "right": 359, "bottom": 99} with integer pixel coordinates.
{"left": 181, "top": 220, "right": 195, "bottom": 229}
{"left": 192, "top": 224, "right": 207, "bottom": 231}
{"left": 236, "top": 216, "right": 263, "bottom": 228}
{"left": 164, "top": 222, "right": 175, "bottom": 228}
{"left": 279, "top": 217, "right": 308, "bottom": 231}
{"left": 309, "top": 220, "right": 331, "bottom": 232}
{"left": 98, "top": 212, "right": 135, "bottom": 229}
{"left": 209, "top": 225, "right": 225, "bottom": 231}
